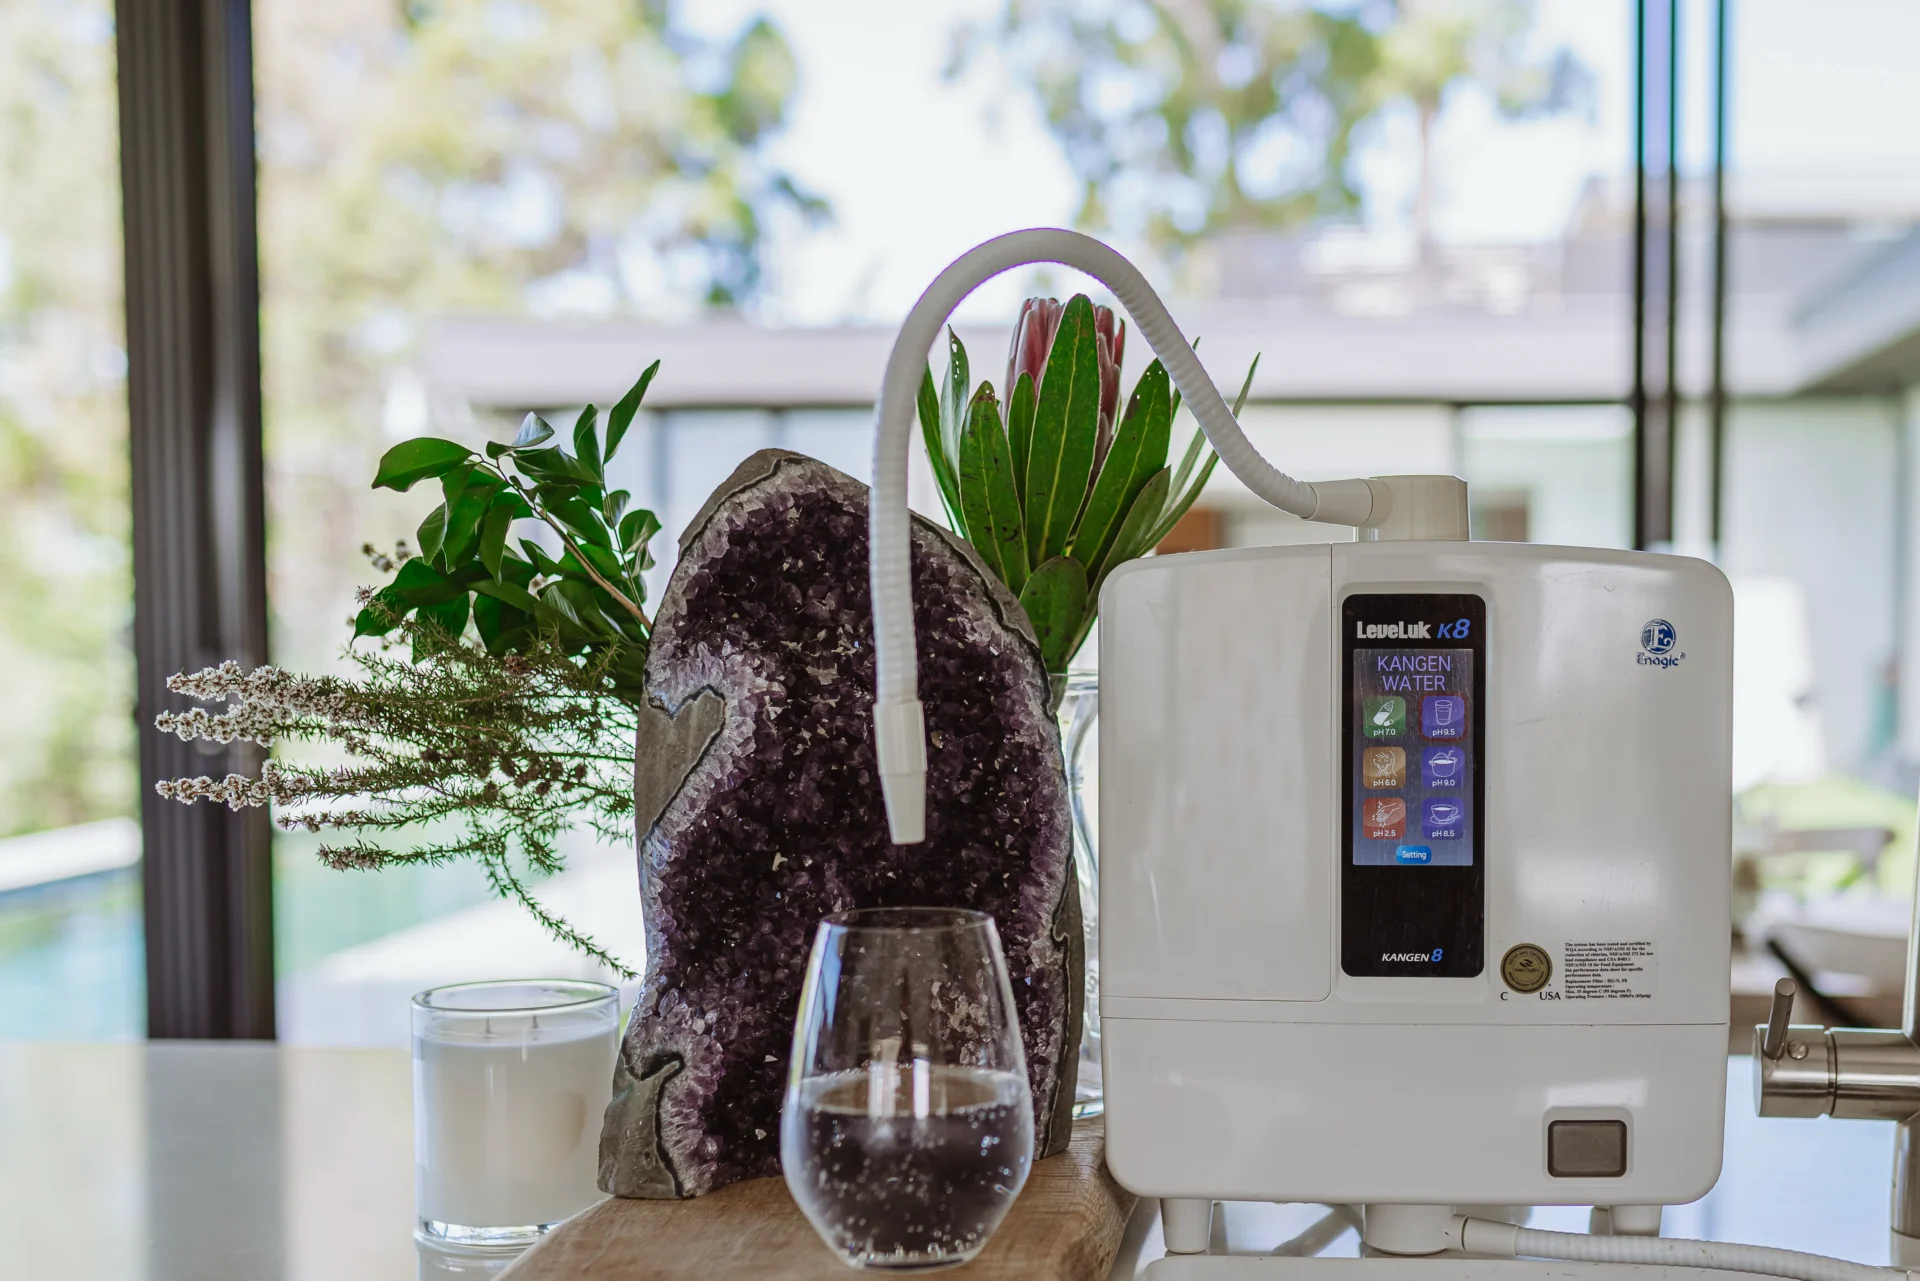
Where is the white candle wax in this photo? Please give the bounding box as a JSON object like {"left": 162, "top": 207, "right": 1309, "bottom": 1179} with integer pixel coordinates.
{"left": 412, "top": 983, "right": 618, "bottom": 1236}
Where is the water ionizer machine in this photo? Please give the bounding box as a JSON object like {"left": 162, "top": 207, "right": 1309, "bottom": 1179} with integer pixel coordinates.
{"left": 852, "top": 229, "right": 1899, "bottom": 1279}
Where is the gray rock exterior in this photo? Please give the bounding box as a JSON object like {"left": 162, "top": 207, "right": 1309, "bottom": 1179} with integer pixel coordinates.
{"left": 599, "top": 450, "right": 1079, "bottom": 1199}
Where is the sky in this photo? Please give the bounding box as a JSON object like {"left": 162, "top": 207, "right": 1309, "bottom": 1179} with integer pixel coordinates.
{"left": 675, "top": 0, "right": 1920, "bottom": 325}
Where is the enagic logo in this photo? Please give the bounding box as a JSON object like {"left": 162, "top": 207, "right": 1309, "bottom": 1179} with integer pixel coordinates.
{"left": 1381, "top": 949, "right": 1445, "bottom": 963}
{"left": 1637, "top": 618, "right": 1685, "bottom": 669}
{"left": 1356, "top": 621, "right": 1431, "bottom": 639}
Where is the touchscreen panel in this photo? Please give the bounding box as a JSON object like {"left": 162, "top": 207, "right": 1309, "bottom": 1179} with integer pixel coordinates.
{"left": 1340, "top": 592, "right": 1486, "bottom": 977}
{"left": 1351, "top": 644, "right": 1475, "bottom": 867}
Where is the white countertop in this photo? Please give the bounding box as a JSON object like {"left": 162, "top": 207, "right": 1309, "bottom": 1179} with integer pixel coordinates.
{"left": 0, "top": 1045, "right": 1896, "bottom": 1279}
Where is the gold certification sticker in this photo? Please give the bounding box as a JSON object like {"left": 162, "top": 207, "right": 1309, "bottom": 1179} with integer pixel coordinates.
{"left": 1501, "top": 943, "right": 1552, "bottom": 994}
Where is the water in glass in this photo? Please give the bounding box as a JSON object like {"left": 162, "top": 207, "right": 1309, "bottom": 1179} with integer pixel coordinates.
{"left": 783, "top": 907, "right": 1033, "bottom": 1271}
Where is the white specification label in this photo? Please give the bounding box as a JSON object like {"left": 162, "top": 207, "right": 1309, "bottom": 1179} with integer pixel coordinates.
{"left": 1562, "top": 941, "right": 1656, "bottom": 999}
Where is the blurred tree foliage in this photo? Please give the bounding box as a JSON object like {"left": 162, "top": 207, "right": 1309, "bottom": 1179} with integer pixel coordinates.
{"left": 0, "top": 0, "right": 132, "bottom": 837}
{"left": 258, "top": 0, "right": 821, "bottom": 681}
{"left": 955, "top": 0, "right": 1588, "bottom": 253}
{"left": 0, "top": 0, "right": 814, "bottom": 838}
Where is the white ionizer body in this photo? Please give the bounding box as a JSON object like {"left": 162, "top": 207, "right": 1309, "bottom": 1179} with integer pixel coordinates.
{"left": 1097, "top": 536, "right": 1734, "bottom": 1226}
{"left": 859, "top": 228, "right": 1740, "bottom": 1262}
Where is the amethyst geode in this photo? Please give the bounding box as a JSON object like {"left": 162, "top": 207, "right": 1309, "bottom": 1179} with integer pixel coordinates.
{"left": 598, "top": 450, "right": 1079, "bottom": 1199}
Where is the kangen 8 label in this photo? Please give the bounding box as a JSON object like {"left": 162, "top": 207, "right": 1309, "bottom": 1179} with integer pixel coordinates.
{"left": 1341, "top": 592, "right": 1487, "bottom": 978}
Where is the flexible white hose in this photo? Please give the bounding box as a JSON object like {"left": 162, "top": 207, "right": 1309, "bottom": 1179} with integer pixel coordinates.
{"left": 1454, "top": 1216, "right": 1908, "bottom": 1281}
{"left": 868, "top": 227, "right": 1367, "bottom": 843}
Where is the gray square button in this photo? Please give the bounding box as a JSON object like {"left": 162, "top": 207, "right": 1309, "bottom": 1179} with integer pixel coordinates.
{"left": 1547, "top": 1119, "right": 1627, "bottom": 1178}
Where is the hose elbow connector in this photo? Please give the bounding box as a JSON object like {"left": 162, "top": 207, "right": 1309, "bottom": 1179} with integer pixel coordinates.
{"left": 1306, "top": 477, "right": 1392, "bottom": 528}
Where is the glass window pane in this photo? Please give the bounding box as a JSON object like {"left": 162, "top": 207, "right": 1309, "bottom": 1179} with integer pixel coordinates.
{"left": 0, "top": 0, "right": 140, "bottom": 1040}
{"left": 1460, "top": 406, "right": 1633, "bottom": 549}
{"left": 1720, "top": 0, "right": 1920, "bottom": 865}
{"left": 251, "top": 0, "right": 1665, "bottom": 1043}
{"left": 254, "top": 0, "right": 801, "bottom": 1042}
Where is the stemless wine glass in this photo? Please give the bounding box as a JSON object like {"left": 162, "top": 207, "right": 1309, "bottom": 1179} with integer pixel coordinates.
{"left": 782, "top": 908, "right": 1034, "bottom": 1271}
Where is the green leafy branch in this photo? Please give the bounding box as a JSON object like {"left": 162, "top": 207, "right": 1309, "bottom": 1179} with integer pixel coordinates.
{"left": 919, "top": 296, "right": 1255, "bottom": 674}
{"left": 358, "top": 363, "right": 664, "bottom": 705}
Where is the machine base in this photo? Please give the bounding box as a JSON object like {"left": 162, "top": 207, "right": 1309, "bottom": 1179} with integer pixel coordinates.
{"left": 1148, "top": 1259, "right": 1784, "bottom": 1281}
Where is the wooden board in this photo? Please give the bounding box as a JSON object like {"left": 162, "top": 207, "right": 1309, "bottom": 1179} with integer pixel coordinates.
{"left": 500, "top": 1119, "right": 1133, "bottom": 1280}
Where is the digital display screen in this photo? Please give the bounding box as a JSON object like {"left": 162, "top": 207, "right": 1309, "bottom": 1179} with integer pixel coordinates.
{"left": 1340, "top": 592, "right": 1486, "bottom": 978}
{"left": 1349, "top": 646, "right": 1475, "bottom": 867}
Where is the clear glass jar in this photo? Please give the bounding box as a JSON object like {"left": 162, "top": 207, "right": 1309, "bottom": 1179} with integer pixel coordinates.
{"left": 412, "top": 979, "right": 620, "bottom": 1250}
{"left": 1058, "top": 672, "right": 1101, "bottom": 1118}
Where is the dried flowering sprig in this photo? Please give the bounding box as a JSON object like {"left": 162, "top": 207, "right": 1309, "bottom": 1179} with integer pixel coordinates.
{"left": 155, "top": 618, "right": 642, "bottom": 977}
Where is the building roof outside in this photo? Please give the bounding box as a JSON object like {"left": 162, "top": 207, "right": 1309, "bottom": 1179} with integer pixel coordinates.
{"left": 425, "top": 171, "right": 1920, "bottom": 413}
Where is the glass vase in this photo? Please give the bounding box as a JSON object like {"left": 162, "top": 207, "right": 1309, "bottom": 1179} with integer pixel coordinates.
{"left": 1057, "top": 672, "right": 1101, "bottom": 1118}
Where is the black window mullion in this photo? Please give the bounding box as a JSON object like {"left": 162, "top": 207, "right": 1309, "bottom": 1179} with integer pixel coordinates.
{"left": 118, "top": 0, "right": 274, "bottom": 1039}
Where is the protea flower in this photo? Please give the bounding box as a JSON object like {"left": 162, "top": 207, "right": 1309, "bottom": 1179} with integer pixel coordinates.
{"left": 919, "top": 295, "right": 1250, "bottom": 686}
{"left": 1007, "top": 297, "right": 1127, "bottom": 473}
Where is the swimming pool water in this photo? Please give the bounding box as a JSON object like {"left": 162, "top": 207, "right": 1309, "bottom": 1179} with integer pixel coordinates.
{"left": 0, "top": 837, "right": 497, "bottom": 1041}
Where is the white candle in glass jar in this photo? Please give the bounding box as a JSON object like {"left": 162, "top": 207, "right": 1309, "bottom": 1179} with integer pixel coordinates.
{"left": 411, "top": 980, "right": 620, "bottom": 1248}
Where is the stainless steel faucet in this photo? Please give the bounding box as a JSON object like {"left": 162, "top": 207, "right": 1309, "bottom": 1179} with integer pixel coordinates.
{"left": 1752, "top": 874, "right": 1920, "bottom": 1263}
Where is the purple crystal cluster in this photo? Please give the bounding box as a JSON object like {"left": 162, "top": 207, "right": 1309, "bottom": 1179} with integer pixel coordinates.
{"left": 599, "top": 451, "right": 1078, "bottom": 1199}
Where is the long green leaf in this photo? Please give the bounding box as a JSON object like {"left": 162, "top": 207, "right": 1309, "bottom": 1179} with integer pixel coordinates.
{"left": 440, "top": 460, "right": 478, "bottom": 510}
{"left": 415, "top": 505, "right": 447, "bottom": 565}
{"left": 355, "top": 558, "right": 437, "bottom": 636}
{"left": 1017, "top": 555, "right": 1089, "bottom": 675}
{"left": 1007, "top": 371, "right": 1037, "bottom": 499}
{"left": 519, "top": 538, "right": 562, "bottom": 578}
{"left": 956, "top": 387, "right": 1029, "bottom": 597}
{"left": 918, "top": 364, "right": 966, "bottom": 535}
{"left": 618, "top": 508, "right": 662, "bottom": 560}
{"left": 1071, "top": 359, "right": 1171, "bottom": 580}
{"left": 605, "top": 361, "right": 659, "bottom": 462}
{"left": 545, "top": 578, "right": 618, "bottom": 638}
{"left": 1167, "top": 352, "right": 1255, "bottom": 506}
{"left": 388, "top": 557, "right": 464, "bottom": 606}
{"left": 1100, "top": 467, "right": 1172, "bottom": 587}
{"left": 1062, "top": 603, "right": 1099, "bottom": 674}
{"left": 472, "top": 577, "right": 542, "bottom": 613}
{"left": 513, "top": 446, "right": 600, "bottom": 489}
{"left": 417, "top": 594, "right": 470, "bottom": 641}
{"left": 547, "top": 495, "right": 612, "bottom": 549}
{"left": 573, "top": 403, "right": 601, "bottom": 476}
{"left": 570, "top": 541, "right": 631, "bottom": 592}
{"left": 1145, "top": 452, "right": 1220, "bottom": 550}
{"left": 513, "top": 414, "right": 555, "bottom": 448}
{"left": 441, "top": 477, "right": 499, "bottom": 564}
{"left": 477, "top": 500, "right": 514, "bottom": 578}
{"left": 354, "top": 556, "right": 466, "bottom": 638}
{"left": 1168, "top": 425, "right": 1208, "bottom": 501}
{"left": 1024, "top": 295, "right": 1100, "bottom": 567}
{"left": 372, "top": 438, "right": 475, "bottom": 492}
{"left": 1229, "top": 352, "right": 1259, "bottom": 416}
{"left": 471, "top": 593, "right": 518, "bottom": 652}
{"left": 353, "top": 591, "right": 404, "bottom": 638}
